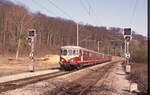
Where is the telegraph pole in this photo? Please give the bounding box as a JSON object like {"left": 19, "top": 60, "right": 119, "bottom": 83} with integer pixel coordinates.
{"left": 77, "top": 23, "right": 79, "bottom": 46}
{"left": 98, "top": 41, "right": 100, "bottom": 52}
{"left": 97, "top": 41, "right": 102, "bottom": 53}
{"left": 124, "top": 40, "right": 127, "bottom": 56}
{"left": 121, "top": 45, "right": 123, "bottom": 57}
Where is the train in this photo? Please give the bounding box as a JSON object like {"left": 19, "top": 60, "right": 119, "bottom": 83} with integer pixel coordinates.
{"left": 59, "top": 46, "right": 112, "bottom": 70}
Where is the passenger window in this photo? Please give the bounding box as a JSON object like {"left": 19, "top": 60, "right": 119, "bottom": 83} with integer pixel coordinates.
{"left": 84, "top": 51, "right": 87, "bottom": 57}
{"left": 89, "top": 53, "right": 91, "bottom": 57}
{"left": 73, "top": 50, "right": 76, "bottom": 55}
{"left": 68, "top": 49, "right": 72, "bottom": 55}
{"left": 83, "top": 51, "right": 88, "bottom": 57}
{"left": 80, "top": 50, "right": 82, "bottom": 56}
{"left": 76, "top": 50, "right": 78, "bottom": 55}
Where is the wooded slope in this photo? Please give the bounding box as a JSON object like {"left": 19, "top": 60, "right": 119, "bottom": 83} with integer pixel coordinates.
{"left": 0, "top": 0, "right": 147, "bottom": 63}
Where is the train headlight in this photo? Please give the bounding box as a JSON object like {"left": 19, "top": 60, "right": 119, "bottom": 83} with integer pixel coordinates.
{"left": 71, "top": 59, "right": 74, "bottom": 62}
{"left": 70, "top": 59, "right": 75, "bottom": 64}
{"left": 61, "top": 59, "right": 64, "bottom": 62}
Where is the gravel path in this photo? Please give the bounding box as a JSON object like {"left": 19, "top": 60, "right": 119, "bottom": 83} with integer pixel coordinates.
{"left": 87, "top": 62, "right": 136, "bottom": 95}
{"left": 0, "top": 69, "right": 60, "bottom": 83}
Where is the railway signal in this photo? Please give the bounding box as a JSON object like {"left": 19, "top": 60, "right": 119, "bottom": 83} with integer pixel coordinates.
{"left": 123, "top": 28, "right": 132, "bottom": 57}
{"left": 27, "top": 37, "right": 33, "bottom": 46}
{"left": 123, "top": 28, "right": 132, "bottom": 42}
{"left": 124, "top": 28, "right": 132, "bottom": 35}
{"left": 28, "top": 29, "right": 36, "bottom": 72}
{"left": 29, "top": 29, "right": 35, "bottom": 37}
{"left": 125, "top": 36, "right": 131, "bottom": 42}
{"left": 123, "top": 28, "right": 132, "bottom": 73}
{"left": 27, "top": 29, "right": 36, "bottom": 45}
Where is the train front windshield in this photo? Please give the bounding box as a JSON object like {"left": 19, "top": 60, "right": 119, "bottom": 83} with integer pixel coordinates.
{"left": 61, "top": 49, "right": 67, "bottom": 55}
{"left": 61, "top": 49, "right": 78, "bottom": 56}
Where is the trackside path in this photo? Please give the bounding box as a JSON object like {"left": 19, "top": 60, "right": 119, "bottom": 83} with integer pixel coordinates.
{"left": 110, "top": 63, "right": 133, "bottom": 95}
{"left": 0, "top": 69, "right": 60, "bottom": 83}
{"left": 87, "top": 62, "right": 136, "bottom": 95}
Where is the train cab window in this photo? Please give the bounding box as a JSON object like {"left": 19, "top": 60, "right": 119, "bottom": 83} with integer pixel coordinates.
{"left": 61, "top": 49, "right": 67, "bottom": 55}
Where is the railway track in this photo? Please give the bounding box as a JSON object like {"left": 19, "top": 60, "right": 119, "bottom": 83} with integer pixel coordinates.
{"left": 0, "top": 63, "right": 106, "bottom": 93}
{"left": 0, "top": 70, "right": 71, "bottom": 93}
{"left": 49, "top": 62, "right": 117, "bottom": 95}
{"left": 0, "top": 60, "right": 122, "bottom": 94}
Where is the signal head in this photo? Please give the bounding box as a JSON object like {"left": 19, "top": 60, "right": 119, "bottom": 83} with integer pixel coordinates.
{"left": 29, "top": 29, "right": 36, "bottom": 37}
{"left": 124, "top": 28, "right": 132, "bottom": 36}
{"left": 125, "top": 36, "right": 131, "bottom": 42}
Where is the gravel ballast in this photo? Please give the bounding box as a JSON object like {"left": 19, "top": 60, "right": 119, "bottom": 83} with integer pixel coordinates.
{"left": 0, "top": 59, "right": 122, "bottom": 95}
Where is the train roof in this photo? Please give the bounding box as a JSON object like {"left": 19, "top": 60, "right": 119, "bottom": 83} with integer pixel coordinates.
{"left": 61, "top": 46, "right": 105, "bottom": 55}
{"left": 61, "top": 46, "right": 81, "bottom": 49}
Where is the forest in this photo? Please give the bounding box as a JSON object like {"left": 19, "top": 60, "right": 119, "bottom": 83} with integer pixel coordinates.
{"left": 0, "top": 0, "right": 147, "bottom": 63}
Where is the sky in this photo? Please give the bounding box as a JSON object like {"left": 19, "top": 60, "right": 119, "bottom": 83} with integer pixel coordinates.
{"left": 9, "top": 0, "right": 147, "bottom": 36}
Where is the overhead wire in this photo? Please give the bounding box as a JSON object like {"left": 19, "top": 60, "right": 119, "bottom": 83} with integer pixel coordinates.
{"left": 85, "top": 0, "right": 103, "bottom": 26}
{"left": 47, "top": 0, "right": 76, "bottom": 21}
{"left": 129, "top": 0, "right": 138, "bottom": 27}
{"left": 80, "top": 0, "right": 98, "bottom": 26}
{"left": 31, "top": 0, "right": 56, "bottom": 16}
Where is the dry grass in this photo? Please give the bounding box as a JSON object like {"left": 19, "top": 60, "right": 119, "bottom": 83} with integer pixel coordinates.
{"left": 131, "top": 63, "right": 148, "bottom": 91}
{"left": 40, "top": 55, "right": 59, "bottom": 63}
{"left": 0, "top": 55, "right": 60, "bottom": 77}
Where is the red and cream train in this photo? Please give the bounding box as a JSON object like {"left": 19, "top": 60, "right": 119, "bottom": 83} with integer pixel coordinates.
{"left": 59, "top": 46, "right": 112, "bottom": 70}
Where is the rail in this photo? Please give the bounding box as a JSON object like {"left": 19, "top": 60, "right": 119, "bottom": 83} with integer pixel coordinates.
{"left": 0, "top": 71, "right": 71, "bottom": 93}
{"left": 50, "top": 60, "right": 122, "bottom": 95}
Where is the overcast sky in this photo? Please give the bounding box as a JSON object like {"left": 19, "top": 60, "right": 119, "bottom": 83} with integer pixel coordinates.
{"left": 9, "top": 0, "right": 147, "bottom": 36}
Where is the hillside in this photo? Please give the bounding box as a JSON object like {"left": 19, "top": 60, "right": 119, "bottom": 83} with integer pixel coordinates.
{"left": 0, "top": 0, "right": 147, "bottom": 63}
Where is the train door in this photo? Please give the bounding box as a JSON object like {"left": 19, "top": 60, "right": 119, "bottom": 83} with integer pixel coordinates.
{"left": 81, "top": 50, "right": 84, "bottom": 62}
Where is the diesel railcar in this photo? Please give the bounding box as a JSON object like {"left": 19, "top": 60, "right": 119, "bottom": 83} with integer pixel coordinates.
{"left": 59, "top": 46, "right": 112, "bottom": 70}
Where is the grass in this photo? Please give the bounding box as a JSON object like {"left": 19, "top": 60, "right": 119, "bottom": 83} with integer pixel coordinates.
{"left": 131, "top": 63, "right": 148, "bottom": 92}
